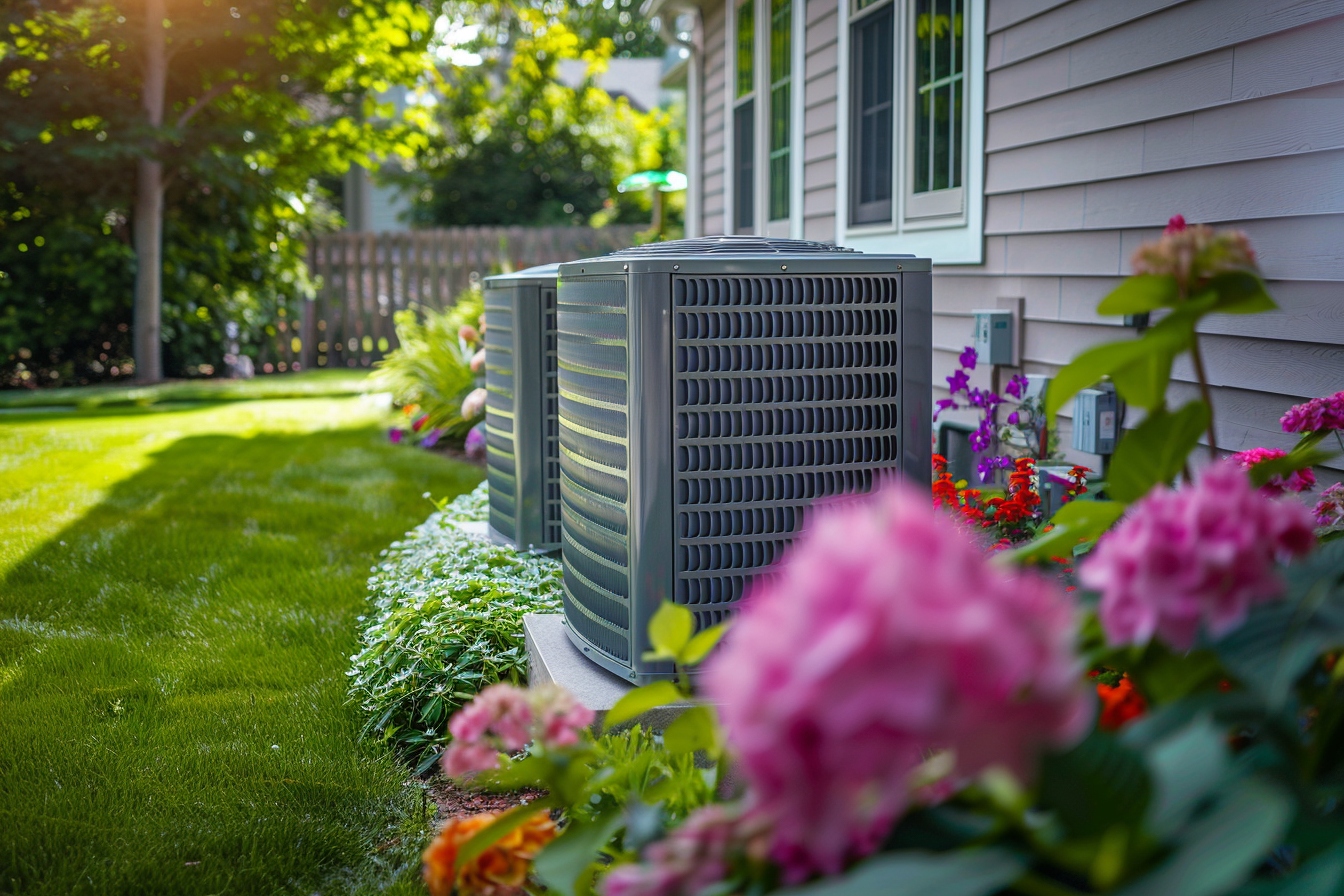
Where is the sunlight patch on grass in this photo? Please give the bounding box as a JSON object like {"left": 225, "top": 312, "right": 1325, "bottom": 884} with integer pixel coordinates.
{"left": 0, "top": 395, "right": 481, "bottom": 895}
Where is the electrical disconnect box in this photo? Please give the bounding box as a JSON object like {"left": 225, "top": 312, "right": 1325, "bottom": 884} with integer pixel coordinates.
{"left": 972, "top": 309, "right": 1014, "bottom": 366}
{"left": 1072, "top": 384, "right": 1119, "bottom": 455}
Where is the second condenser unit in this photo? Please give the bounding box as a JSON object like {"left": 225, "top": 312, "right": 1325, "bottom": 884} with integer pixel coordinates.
{"left": 556, "top": 236, "right": 933, "bottom": 682}
{"left": 483, "top": 264, "right": 562, "bottom": 552}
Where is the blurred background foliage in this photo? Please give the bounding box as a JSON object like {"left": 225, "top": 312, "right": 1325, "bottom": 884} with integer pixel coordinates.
{"left": 1, "top": 0, "right": 672, "bottom": 389}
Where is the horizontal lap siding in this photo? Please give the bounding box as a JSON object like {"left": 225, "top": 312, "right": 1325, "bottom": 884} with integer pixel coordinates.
{"left": 701, "top": 2, "right": 728, "bottom": 235}
{"left": 803, "top": 0, "right": 839, "bottom": 243}
{"left": 933, "top": 0, "right": 1344, "bottom": 477}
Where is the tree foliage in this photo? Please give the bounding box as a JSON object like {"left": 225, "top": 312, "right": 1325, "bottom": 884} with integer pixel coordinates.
{"left": 405, "top": 4, "right": 681, "bottom": 229}
{"left": 0, "top": 0, "right": 437, "bottom": 385}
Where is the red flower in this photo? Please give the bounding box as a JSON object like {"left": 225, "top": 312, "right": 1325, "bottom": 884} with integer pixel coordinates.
{"left": 1096, "top": 677, "right": 1146, "bottom": 730}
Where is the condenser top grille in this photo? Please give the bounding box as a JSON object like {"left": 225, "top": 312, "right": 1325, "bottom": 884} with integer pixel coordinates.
{"left": 607, "top": 235, "right": 857, "bottom": 257}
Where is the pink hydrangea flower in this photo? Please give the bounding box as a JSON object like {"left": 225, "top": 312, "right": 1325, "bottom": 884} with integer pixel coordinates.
{"left": 1281, "top": 391, "right": 1344, "bottom": 434}
{"left": 460, "top": 387, "right": 488, "bottom": 420}
{"left": 1230, "top": 447, "right": 1317, "bottom": 495}
{"left": 1081, "top": 462, "right": 1316, "bottom": 651}
{"left": 440, "top": 684, "right": 595, "bottom": 779}
{"left": 702, "top": 482, "right": 1091, "bottom": 882}
{"left": 599, "top": 804, "right": 770, "bottom": 896}
{"left": 1314, "top": 483, "right": 1344, "bottom": 529}
{"left": 1130, "top": 219, "right": 1257, "bottom": 295}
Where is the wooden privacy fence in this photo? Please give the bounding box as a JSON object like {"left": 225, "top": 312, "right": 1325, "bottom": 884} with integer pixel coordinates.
{"left": 293, "top": 225, "right": 643, "bottom": 370}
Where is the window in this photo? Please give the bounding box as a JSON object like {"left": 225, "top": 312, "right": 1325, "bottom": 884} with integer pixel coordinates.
{"left": 848, "top": 1, "right": 894, "bottom": 226}
{"left": 767, "top": 0, "right": 792, "bottom": 222}
{"left": 733, "top": 0, "right": 755, "bottom": 233}
{"left": 906, "top": 0, "right": 965, "bottom": 219}
{"left": 842, "top": 0, "right": 978, "bottom": 254}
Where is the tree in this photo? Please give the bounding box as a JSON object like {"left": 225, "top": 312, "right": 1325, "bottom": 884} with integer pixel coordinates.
{"left": 403, "top": 4, "right": 679, "bottom": 229}
{"left": 1, "top": 0, "right": 437, "bottom": 383}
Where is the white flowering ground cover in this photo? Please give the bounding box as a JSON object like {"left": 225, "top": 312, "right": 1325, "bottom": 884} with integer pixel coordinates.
{"left": 348, "top": 482, "right": 563, "bottom": 771}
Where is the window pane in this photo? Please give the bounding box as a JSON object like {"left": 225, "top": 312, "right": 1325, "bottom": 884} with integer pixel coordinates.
{"left": 769, "top": 0, "right": 791, "bottom": 221}
{"left": 912, "top": 0, "right": 964, "bottom": 197}
{"left": 849, "top": 3, "right": 893, "bottom": 224}
{"left": 735, "top": 100, "right": 755, "bottom": 231}
{"left": 736, "top": 0, "right": 754, "bottom": 99}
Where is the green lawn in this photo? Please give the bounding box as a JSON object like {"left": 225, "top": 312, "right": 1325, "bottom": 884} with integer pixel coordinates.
{"left": 0, "top": 369, "right": 372, "bottom": 411}
{"left": 0, "top": 392, "right": 482, "bottom": 895}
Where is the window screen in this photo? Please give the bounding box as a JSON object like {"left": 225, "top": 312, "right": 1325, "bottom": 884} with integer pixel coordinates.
{"left": 768, "top": 0, "right": 791, "bottom": 222}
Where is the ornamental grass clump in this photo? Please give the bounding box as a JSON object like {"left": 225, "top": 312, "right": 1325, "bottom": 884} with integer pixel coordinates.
{"left": 703, "top": 481, "right": 1092, "bottom": 881}
{"left": 1081, "top": 461, "right": 1315, "bottom": 651}
{"left": 347, "top": 483, "right": 562, "bottom": 764}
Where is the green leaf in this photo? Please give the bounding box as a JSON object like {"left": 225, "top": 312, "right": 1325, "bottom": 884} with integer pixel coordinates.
{"left": 453, "top": 796, "right": 559, "bottom": 875}
{"left": 1214, "top": 538, "right": 1344, "bottom": 710}
{"left": 1115, "top": 777, "right": 1292, "bottom": 896}
{"left": 1130, "top": 645, "right": 1225, "bottom": 704}
{"left": 1204, "top": 271, "right": 1278, "bottom": 316}
{"left": 662, "top": 705, "right": 720, "bottom": 756}
{"left": 1107, "top": 401, "right": 1209, "bottom": 503}
{"left": 1008, "top": 500, "right": 1126, "bottom": 564}
{"left": 679, "top": 623, "right": 727, "bottom": 666}
{"left": 1038, "top": 730, "right": 1152, "bottom": 837}
{"left": 1046, "top": 311, "right": 1196, "bottom": 423}
{"left": 1248, "top": 448, "right": 1337, "bottom": 489}
{"left": 646, "top": 602, "right": 694, "bottom": 661}
{"left": 1228, "top": 843, "right": 1344, "bottom": 896}
{"left": 603, "top": 681, "right": 683, "bottom": 731}
{"left": 533, "top": 810, "right": 624, "bottom": 896}
{"left": 1098, "top": 274, "right": 1180, "bottom": 316}
{"left": 776, "top": 848, "right": 1025, "bottom": 896}
{"left": 1131, "top": 715, "right": 1231, "bottom": 838}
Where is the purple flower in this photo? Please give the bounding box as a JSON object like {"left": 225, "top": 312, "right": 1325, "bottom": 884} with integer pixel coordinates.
{"left": 389, "top": 428, "right": 405, "bottom": 444}
{"left": 958, "top": 345, "right": 978, "bottom": 371}
{"left": 1007, "top": 411, "right": 1020, "bottom": 426}
{"left": 421, "top": 428, "right": 444, "bottom": 449}
{"left": 1314, "top": 483, "right": 1344, "bottom": 528}
{"left": 1005, "top": 375, "right": 1030, "bottom": 400}
{"left": 977, "top": 455, "right": 1013, "bottom": 483}
{"left": 465, "top": 424, "right": 487, "bottom": 460}
{"left": 946, "top": 369, "right": 970, "bottom": 395}
{"left": 704, "top": 481, "right": 1091, "bottom": 881}
{"left": 1081, "top": 462, "right": 1316, "bottom": 651}
{"left": 933, "top": 398, "right": 958, "bottom": 422}
{"left": 969, "top": 420, "right": 994, "bottom": 453}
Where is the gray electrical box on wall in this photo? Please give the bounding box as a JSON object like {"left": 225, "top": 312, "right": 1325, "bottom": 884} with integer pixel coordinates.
{"left": 1072, "top": 384, "right": 1119, "bottom": 455}
{"left": 555, "top": 236, "right": 933, "bottom": 683}
{"left": 972, "top": 309, "right": 1014, "bottom": 365}
{"left": 483, "top": 264, "right": 563, "bottom": 552}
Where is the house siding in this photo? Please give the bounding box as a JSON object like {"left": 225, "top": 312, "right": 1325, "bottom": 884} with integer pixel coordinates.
{"left": 700, "top": 0, "right": 728, "bottom": 235}
{"left": 692, "top": 0, "right": 1344, "bottom": 475}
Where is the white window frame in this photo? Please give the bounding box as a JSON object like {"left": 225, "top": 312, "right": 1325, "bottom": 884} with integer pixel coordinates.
{"left": 724, "top": 0, "right": 805, "bottom": 237}
{"left": 835, "top": 0, "right": 984, "bottom": 264}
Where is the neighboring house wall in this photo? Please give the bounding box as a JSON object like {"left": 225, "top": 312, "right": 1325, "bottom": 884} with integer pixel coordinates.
{"left": 689, "top": 0, "right": 1344, "bottom": 476}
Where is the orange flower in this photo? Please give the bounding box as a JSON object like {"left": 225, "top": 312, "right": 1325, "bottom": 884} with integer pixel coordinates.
{"left": 1096, "top": 676, "right": 1146, "bottom": 730}
{"left": 422, "top": 810, "right": 558, "bottom": 896}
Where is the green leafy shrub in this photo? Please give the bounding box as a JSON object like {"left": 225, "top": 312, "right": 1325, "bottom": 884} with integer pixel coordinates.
{"left": 371, "top": 301, "right": 482, "bottom": 440}
{"left": 347, "top": 483, "right": 561, "bottom": 770}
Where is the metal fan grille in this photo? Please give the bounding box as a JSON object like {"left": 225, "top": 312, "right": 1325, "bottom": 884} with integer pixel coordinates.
{"left": 557, "top": 278, "right": 631, "bottom": 663}
{"left": 671, "top": 275, "right": 903, "bottom": 630}
{"left": 543, "top": 286, "right": 562, "bottom": 547}
{"left": 484, "top": 287, "right": 516, "bottom": 542}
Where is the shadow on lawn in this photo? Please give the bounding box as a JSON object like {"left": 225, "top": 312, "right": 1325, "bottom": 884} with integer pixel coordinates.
{"left": 0, "top": 424, "right": 481, "bottom": 896}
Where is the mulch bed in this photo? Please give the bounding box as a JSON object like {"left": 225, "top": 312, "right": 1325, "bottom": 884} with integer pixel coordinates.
{"left": 422, "top": 773, "right": 547, "bottom": 821}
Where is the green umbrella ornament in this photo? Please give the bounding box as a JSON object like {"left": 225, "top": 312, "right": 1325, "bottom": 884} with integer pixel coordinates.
{"left": 617, "top": 170, "right": 686, "bottom": 238}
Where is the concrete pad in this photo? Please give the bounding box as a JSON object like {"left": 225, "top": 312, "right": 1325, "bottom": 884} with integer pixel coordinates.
{"left": 524, "top": 613, "right": 692, "bottom": 730}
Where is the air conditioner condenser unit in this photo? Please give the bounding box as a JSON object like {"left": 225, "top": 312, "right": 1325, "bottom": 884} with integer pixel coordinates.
{"left": 483, "top": 263, "right": 562, "bottom": 552}
{"left": 555, "top": 236, "right": 932, "bottom": 682}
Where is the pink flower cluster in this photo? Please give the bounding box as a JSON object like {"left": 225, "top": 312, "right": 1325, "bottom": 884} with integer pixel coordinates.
{"left": 1281, "top": 391, "right": 1344, "bottom": 434}
{"left": 1131, "top": 215, "right": 1258, "bottom": 295}
{"left": 1230, "top": 447, "right": 1316, "bottom": 495}
{"left": 441, "top": 683, "right": 595, "bottom": 777}
{"left": 461, "top": 387, "right": 488, "bottom": 420}
{"left": 703, "top": 482, "right": 1091, "bottom": 882}
{"left": 600, "top": 804, "right": 771, "bottom": 896}
{"left": 1314, "top": 483, "right": 1344, "bottom": 529}
{"left": 1081, "top": 462, "right": 1316, "bottom": 651}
